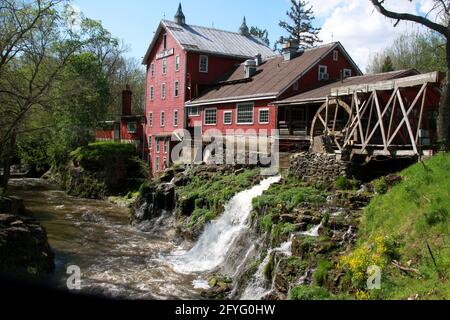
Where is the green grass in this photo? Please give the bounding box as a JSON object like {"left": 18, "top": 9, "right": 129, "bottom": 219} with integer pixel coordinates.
{"left": 290, "top": 285, "right": 331, "bottom": 300}
{"left": 347, "top": 153, "right": 450, "bottom": 300}
{"left": 177, "top": 168, "right": 261, "bottom": 230}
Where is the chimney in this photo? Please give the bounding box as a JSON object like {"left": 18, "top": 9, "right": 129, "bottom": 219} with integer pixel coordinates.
{"left": 244, "top": 59, "right": 257, "bottom": 78}
{"left": 282, "top": 41, "right": 303, "bottom": 61}
{"left": 174, "top": 3, "right": 185, "bottom": 25}
{"left": 122, "top": 85, "right": 132, "bottom": 116}
{"left": 239, "top": 16, "right": 250, "bottom": 36}
{"left": 254, "top": 53, "right": 262, "bottom": 66}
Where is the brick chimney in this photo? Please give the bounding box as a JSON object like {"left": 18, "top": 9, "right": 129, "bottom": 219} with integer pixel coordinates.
{"left": 122, "top": 85, "right": 132, "bottom": 116}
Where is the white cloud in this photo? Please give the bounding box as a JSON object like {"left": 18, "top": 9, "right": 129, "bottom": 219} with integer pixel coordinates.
{"left": 305, "top": 0, "right": 434, "bottom": 71}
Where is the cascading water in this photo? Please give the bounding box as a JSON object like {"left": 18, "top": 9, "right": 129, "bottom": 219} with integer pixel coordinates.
{"left": 168, "top": 175, "right": 281, "bottom": 274}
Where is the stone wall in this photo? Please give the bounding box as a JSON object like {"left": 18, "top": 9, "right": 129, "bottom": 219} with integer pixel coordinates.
{"left": 289, "top": 152, "right": 350, "bottom": 184}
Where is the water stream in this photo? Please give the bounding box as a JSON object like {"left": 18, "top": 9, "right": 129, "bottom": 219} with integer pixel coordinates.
{"left": 7, "top": 175, "right": 281, "bottom": 300}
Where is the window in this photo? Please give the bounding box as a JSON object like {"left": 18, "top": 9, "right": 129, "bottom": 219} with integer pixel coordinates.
{"left": 259, "top": 109, "right": 270, "bottom": 124}
{"left": 148, "top": 136, "right": 152, "bottom": 149}
{"left": 343, "top": 69, "right": 352, "bottom": 79}
{"left": 150, "top": 63, "right": 155, "bottom": 77}
{"left": 162, "top": 58, "right": 167, "bottom": 75}
{"left": 164, "top": 138, "right": 169, "bottom": 154}
{"left": 199, "top": 55, "right": 208, "bottom": 73}
{"left": 204, "top": 108, "right": 217, "bottom": 125}
{"left": 318, "top": 65, "right": 328, "bottom": 81}
{"left": 155, "top": 156, "right": 160, "bottom": 171}
{"left": 156, "top": 139, "right": 160, "bottom": 153}
{"left": 293, "top": 80, "right": 299, "bottom": 91}
{"left": 237, "top": 103, "right": 254, "bottom": 124}
{"left": 127, "top": 122, "right": 137, "bottom": 133}
{"left": 160, "top": 111, "right": 165, "bottom": 127}
{"left": 161, "top": 83, "right": 166, "bottom": 99}
{"left": 189, "top": 106, "right": 200, "bottom": 117}
{"left": 333, "top": 50, "right": 339, "bottom": 61}
{"left": 163, "top": 33, "right": 167, "bottom": 49}
{"left": 174, "top": 110, "right": 179, "bottom": 127}
{"left": 150, "top": 86, "right": 154, "bottom": 101}
{"left": 174, "top": 81, "right": 179, "bottom": 97}
{"left": 175, "top": 55, "right": 180, "bottom": 71}
{"left": 223, "top": 111, "right": 232, "bottom": 125}
{"left": 149, "top": 112, "right": 153, "bottom": 127}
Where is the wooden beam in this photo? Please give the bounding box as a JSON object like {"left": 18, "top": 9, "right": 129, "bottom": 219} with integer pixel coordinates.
{"left": 416, "top": 85, "right": 427, "bottom": 145}
{"left": 395, "top": 90, "right": 418, "bottom": 154}
{"left": 331, "top": 71, "right": 440, "bottom": 96}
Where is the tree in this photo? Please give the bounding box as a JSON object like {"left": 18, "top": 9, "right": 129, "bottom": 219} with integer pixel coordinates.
{"left": 366, "top": 31, "right": 446, "bottom": 74}
{"left": 276, "top": 0, "right": 322, "bottom": 50}
{"left": 370, "top": 0, "right": 450, "bottom": 149}
{"left": 250, "top": 26, "right": 270, "bottom": 46}
{"left": 381, "top": 55, "right": 394, "bottom": 72}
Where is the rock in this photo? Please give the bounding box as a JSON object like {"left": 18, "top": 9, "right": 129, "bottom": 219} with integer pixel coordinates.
{"left": 0, "top": 214, "right": 54, "bottom": 276}
{"left": 0, "top": 196, "right": 26, "bottom": 216}
{"left": 385, "top": 174, "right": 402, "bottom": 188}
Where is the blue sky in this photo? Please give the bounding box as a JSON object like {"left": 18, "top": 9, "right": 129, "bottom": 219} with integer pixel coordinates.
{"left": 72, "top": 0, "right": 434, "bottom": 70}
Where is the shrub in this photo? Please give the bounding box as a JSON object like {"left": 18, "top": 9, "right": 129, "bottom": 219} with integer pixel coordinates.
{"left": 373, "top": 177, "right": 388, "bottom": 195}
{"left": 290, "top": 285, "right": 331, "bottom": 300}
{"left": 335, "top": 176, "right": 350, "bottom": 190}
{"left": 314, "top": 259, "right": 333, "bottom": 286}
{"left": 138, "top": 182, "right": 151, "bottom": 196}
{"left": 261, "top": 214, "right": 273, "bottom": 233}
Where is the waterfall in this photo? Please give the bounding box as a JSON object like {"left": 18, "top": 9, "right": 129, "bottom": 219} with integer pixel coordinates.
{"left": 168, "top": 175, "right": 281, "bottom": 274}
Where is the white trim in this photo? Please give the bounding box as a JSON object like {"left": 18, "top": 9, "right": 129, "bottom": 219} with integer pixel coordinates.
{"left": 160, "top": 111, "right": 165, "bottom": 127}
{"left": 173, "top": 109, "right": 179, "bottom": 127}
{"left": 343, "top": 68, "right": 352, "bottom": 78}
{"left": 186, "top": 95, "right": 277, "bottom": 107}
{"left": 161, "top": 83, "right": 166, "bottom": 99}
{"left": 223, "top": 110, "right": 233, "bottom": 125}
{"left": 174, "top": 80, "right": 179, "bottom": 97}
{"left": 150, "top": 85, "right": 154, "bottom": 101}
{"left": 258, "top": 108, "right": 270, "bottom": 124}
{"left": 199, "top": 55, "right": 209, "bottom": 73}
{"left": 188, "top": 106, "right": 201, "bottom": 117}
{"left": 204, "top": 107, "right": 217, "bottom": 126}
{"left": 162, "top": 58, "right": 167, "bottom": 75}
{"left": 236, "top": 102, "right": 254, "bottom": 125}
{"left": 175, "top": 54, "right": 180, "bottom": 72}
{"left": 318, "top": 65, "right": 328, "bottom": 81}
{"left": 149, "top": 112, "right": 153, "bottom": 127}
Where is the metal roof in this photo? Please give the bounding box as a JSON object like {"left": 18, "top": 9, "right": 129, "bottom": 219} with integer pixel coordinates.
{"left": 275, "top": 69, "right": 420, "bottom": 105}
{"left": 143, "top": 20, "right": 274, "bottom": 64}
{"left": 186, "top": 43, "right": 358, "bottom": 106}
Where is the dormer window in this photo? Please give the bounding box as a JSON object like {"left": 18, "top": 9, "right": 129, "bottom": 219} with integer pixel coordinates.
{"left": 199, "top": 55, "right": 208, "bottom": 73}
{"left": 333, "top": 50, "right": 339, "bottom": 61}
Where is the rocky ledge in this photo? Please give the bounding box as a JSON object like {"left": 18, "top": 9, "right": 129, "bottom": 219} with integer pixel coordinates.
{"left": 0, "top": 205, "right": 54, "bottom": 276}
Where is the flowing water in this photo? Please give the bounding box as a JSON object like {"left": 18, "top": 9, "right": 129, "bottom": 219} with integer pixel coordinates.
{"left": 7, "top": 176, "right": 281, "bottom": 300}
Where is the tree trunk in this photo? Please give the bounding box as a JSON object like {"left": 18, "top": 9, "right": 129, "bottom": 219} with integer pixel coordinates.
{"left": 437, "top": 38, "right": 450, "bottom": 151}
{"left": 0, "top": 131, "right": 17, "bottom": 191}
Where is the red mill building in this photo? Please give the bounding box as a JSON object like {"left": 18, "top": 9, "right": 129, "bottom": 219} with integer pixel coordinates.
{"left": 139, "top": 4, "right": 442, "bottom": 174}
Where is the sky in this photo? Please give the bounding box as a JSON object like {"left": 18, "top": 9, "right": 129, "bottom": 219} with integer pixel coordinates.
{"left": 72, "top": 0, "right": 438, "bottom": 71}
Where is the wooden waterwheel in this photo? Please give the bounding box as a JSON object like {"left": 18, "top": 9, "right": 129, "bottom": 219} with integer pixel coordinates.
{"left": 310, "top": 99, "right": 353, "bottom": 152}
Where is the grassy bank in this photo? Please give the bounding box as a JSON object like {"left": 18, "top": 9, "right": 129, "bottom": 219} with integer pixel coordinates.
{"left": 340, "top": 153, "right": 449, "bottom": 300}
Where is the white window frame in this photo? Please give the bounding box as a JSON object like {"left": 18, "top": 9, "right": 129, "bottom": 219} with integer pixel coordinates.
{"left": 164, "top": 138, "right": 169, "bottom": 154}
{"left": 175, "top": 55, "right": 180, "bottom": 72}
{"left": 204, "top": 108, "right": 217, "bottom": 126}
{"left": 343, "top": 69, "right": 352, "bottom": 79}
{"left": 162, "top": 58, "right": 167, "bottom": 75}
{"left": 127, "top": 122, "right": 137, "bottom": 133}
{"left": 155, "top": 156, "right": 160, "bottom": 171}
{"left": 160, "top": 111, "right": 165, "bottom": 127}
{"left": 333, "top": 50, "right": 339, "bottom": 62}
{"left": 223, "top": 111, "right": 233, "bottom": 125}
{"left": 189, "top": 106, "right": 200, "bottom": 117}
{"left": 150, "top": 63, "right": 155, "bottom": 77}
{"left": 150, "top": 86, "right": 154, "bottom": 101}
{"left": 156, "top": 139, "right": 160, "bottom": 153}
{"left": 148, "top": 136, "right": 152, "bottom": 150}
{"left": 258, "top": 109, "right": 270, "bottom": 124}
{"left": 318, "top": 65, "right": 328, "bottom": 81}
{"left": 161, "top": 83, "right": 166, "bottom": 99}
{"left": 236, "top": 103, "right": 254, "bottom": 125}
{"left": 174, "top": 81, "right": 179, "bottom": 97}
{"left": 149, "top": 112, "right": 153, "bottom": 127}
{"left": 199, "top": 55, "right": 208, "bottom": 73}
{"left": 174, "top": 110, "right": 179, "bottom": 127}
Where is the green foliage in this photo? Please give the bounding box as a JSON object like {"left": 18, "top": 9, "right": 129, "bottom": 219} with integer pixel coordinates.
{"left": 138, "top": 182, "right": 151, "bottom": 196}
{"left": 70, "top": 141, "right": 137, "bottom": 164}
{"left": 290, "top": 285, "right": 331, "bottom": 300}
{"left": 373, "top": 177, "right": 388, "bottom": 195}
{"left": 250, "top": 26, "right": 270, "bottom": 46}
{"left": 261, "top": 214, "right": 273, "bottom": 233}
{"left": 314, "top": 259, "right": 333, "bottom": 286}
{"left": 263, "top": 254, "right": 275, "bottom": 281}
{"left": 381, "top": 55, "right": 394, "bottom": 72}
{"left": 335, "top": 176, "right": 351, "bottom": 190}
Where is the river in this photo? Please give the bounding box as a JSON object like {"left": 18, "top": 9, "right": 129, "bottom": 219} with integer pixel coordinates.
{"left": 8, "top": 178, "right": 202, "bottom": 300}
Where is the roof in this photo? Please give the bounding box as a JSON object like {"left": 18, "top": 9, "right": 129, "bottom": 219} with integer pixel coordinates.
{"left": 186, "top": 42, "right": 358, "bottom": 106}
{"left": 143, "top": 20, "right": 274, "bottom": 64}
{"left": 275, "top": 69, "right": 420, "bottom": 105}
